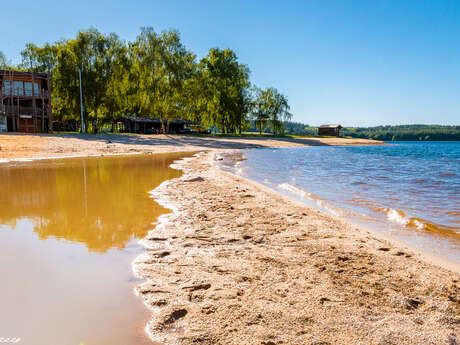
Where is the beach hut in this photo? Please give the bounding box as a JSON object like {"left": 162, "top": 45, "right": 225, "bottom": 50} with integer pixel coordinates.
{"left": 318, "top": 124, "right": 342, "bottom": 136}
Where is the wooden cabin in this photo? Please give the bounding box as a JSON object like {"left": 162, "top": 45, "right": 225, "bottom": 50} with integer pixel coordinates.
{"left": 121, "top": 116, "right": 192, "bottom": 134}
{"left": 0, "top": 69, "right": 52, "bottom": 133}
{"left": 318, "top": 124, "right": 342, "bottom": 136}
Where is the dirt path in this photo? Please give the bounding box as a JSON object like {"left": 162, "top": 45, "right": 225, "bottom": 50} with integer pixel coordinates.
{"left": 134, "top": 152, "right": 459, "bottom": 345}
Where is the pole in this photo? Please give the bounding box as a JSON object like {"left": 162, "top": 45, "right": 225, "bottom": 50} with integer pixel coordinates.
{"left": 30, "top": 61, "right": 37, "bottom": 133}
{"left": 78, "top": 67, "right": 84, "bottom": 134}
{"left": 47, "top": 62, "right": 53, "bottom": 133}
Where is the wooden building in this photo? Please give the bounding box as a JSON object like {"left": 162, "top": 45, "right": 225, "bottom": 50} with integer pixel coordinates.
{"left": 121, "top": 116, "right": 192, "bottom": 134}
{"left": 318, "top": 124, "right": 342, "bottom": 136}
{"left": 0, "top": 69, "right": 52, "bottom": 133}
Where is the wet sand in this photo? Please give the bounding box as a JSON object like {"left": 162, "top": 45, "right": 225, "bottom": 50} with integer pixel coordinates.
{"left": 134, "top": 152, "right": 459, "bottom": 345}
{"left": 0, "top": 132, "right": 382, "bottom": 161}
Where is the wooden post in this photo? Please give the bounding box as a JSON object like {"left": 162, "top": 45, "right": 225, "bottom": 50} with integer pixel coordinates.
{"left": 42, "top": 97, "right": 45, "bottom": 132}
{"left": 47, "top": 70, "right": 53, "bottom": 133}
{"left": 16, "top": 97, "right": 20, "bottom": 132}
{"left": 31, "top": 64, "right": 37, "bottom": 133}
{"left": 10, "top": 71, "right": 15, "bottom": 132}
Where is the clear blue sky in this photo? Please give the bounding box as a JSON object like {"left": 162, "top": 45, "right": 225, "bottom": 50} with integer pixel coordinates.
{"left": 1, "top": 0, "right": 459, "bottom": 126}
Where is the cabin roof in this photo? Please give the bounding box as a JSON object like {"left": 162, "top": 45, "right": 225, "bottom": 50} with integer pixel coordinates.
{"left": 319, "top": 124, "right": 342, "bottom": 128}
{"left": 0, "top": 69, "right": 48, "bottom": 79}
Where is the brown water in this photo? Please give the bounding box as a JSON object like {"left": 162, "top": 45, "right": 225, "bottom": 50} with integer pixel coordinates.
{"left": 0, "top": 153, "right": 191, "bottom": 345}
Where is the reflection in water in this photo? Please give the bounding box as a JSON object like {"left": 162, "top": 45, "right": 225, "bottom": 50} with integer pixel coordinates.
{"left": 0, "top": 153, "right": 192, "bottom": 345}
{"left": 0, "top": 154, "right": 184, "bottom": 252}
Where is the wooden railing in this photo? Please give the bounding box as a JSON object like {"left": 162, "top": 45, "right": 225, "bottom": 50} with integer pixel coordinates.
{"left": 0, "top": 105, "right": 48, "bottom": 116}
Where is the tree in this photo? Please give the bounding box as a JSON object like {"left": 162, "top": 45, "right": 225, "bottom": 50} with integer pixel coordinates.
{"left": 251, "top": 87, "right": 270, "bottom": 134}
{"left": 182, "top": 65, "right": 208, "bottom": 126}
{"left": 50, "top": 29, "right": 125, "bottom": 132}
{"left": 130, "top": 28, "right": 195, "bottom": 132}
{"left": 198, "top": 48, "right": 251, "bottom": 133}
{"left": 0, "top": 50, "right": 10, "bottom": 69}
{"left": 20, "top": 43, "right": 58, "bottom": 73}
{"left": 100, "top": 34, "right": 130, "bottom": 127}
{"left": 13, "top": 27, "right": 292, "bottom": 135}
{"left": 253, "top": 87, "right": 292, "bottom": 135}
{"left": 77, "top": 29, "right": 124, "bottom": 133}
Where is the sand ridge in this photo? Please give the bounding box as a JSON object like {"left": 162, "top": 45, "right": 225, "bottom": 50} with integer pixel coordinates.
{"left": 133, "top": 151, "right": 459, "bottom": 345}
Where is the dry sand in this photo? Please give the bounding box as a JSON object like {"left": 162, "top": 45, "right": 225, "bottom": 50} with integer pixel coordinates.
{"left": 134, "top": 152, "right": 459, "bottom": 345}
{"left": 0, "top": 133, "right": 381, "bottom": 161}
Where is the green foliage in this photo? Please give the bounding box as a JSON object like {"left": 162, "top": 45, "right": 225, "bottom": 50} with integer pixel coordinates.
{"left": 251, "top": 87, "right": 292, "bottom": 134}
{"left": 197, "top": 48, "right": 251, "bottom": 133}
{"left": 279, "top": 122, "right": 460, "bottom": 140}
{"left": 342, "top": 125, "right": 460, "bottom": 141}
{"left": 15, "top": 28, "right": 289, "bottom": 134}
{"left": 0, "top": 50, "right": 11, "bottom": 69}
{"left": 129, "top": 27, "right": 195, "bottom": 130}
{"left": 282, "top": 121, "right": 317, "bottom": 136}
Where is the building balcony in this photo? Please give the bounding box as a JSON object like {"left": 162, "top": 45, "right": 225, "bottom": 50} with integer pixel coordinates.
{"left": 0, "top": 88, "right": 50, "bottom": 98}
{"left": 0, "top": 105, "right": 49, "bottom": 117}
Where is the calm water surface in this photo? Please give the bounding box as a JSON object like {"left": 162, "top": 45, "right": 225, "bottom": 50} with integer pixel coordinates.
{"left": 0, "top": 153, "right": 191, "bottom": 345}
{"left": 229, "top": 142, "right": 460, "bottom": 262}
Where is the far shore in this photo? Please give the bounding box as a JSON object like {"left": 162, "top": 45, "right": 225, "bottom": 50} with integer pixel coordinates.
{"left": 0, "top": 132, "right": 383, "bottom": 162}
{"left": 1, "top": 133, "right": 458, "bottom": 345}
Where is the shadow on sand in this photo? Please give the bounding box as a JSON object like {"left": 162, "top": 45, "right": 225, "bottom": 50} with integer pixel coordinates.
{"left": 2, "top": 132, "right": 332, "bottom": 149}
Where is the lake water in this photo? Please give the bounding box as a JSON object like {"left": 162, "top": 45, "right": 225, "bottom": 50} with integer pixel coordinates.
{"left": 225, "top": 142, "right": 460, "bottom": 262}
{"left": 0, "top": 153, "right": 191, "bottom": 345}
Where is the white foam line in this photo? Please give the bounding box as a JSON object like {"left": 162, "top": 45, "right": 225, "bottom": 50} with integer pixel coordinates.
{"left": 131, "top": 151, "right": 202, "bottom": 345}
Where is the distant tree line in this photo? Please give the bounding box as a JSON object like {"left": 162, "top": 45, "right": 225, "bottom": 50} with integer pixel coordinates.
{"left": 246, "top": 121, "right": 315, "bottom": 136}
{"left": 281, "top": 121, "right": 317, "bottom": 136}
{"left": 342, "top": 125, "right": 460, "bottom": 141}
{"left": 278, "top": 122, "right": 460, "bottom": 140}
{"left": 0, "top": 28, "right": 292, "bottom": 134}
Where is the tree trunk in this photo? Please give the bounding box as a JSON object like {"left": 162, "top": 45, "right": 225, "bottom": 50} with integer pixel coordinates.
{"left": 93, "top": 109, "right": 98, "bottom": 134}
{"left": 161, "top": 118, "right": 166, "bottom": 134}
{"left": 84, "top": 110, "right": 88, "bottom": 134}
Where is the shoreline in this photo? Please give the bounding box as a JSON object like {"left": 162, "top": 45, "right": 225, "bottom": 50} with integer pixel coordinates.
{"left": 0, "top": 132, "right": 383, "bottom": 163}
{"left": 1, "top": 134, "right": 458, "bottom": 344}
{"left": 214, "top": 150, "right": 460, "bottom": 271}
{"left": 134, "top": 150, "right": 459, "bottom": 345}
{"left": 214, "top": 152, "right": 460, "bottom": 274}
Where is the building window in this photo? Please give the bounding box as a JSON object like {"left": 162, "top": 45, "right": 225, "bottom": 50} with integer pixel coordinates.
{"left": 2, "top": 80, "right": 12, "bottom": 95}
{"left": 25, "top": 82, "right": 33, "bottom": 96}
{"left": 35, "top": 82, "right": 41, "bottom": 96}
{"left": 13, "top": 81, "right": 24, "bottom": 96}
{"left": 2, "top": 80, "right": 42, "bottom": 96}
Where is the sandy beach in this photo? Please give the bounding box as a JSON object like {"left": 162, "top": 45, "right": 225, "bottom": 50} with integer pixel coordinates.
{"left": 1, "top": 133, "right": 458, "bottom": 345}
{"left": 134, "top": 152, "right": 459, "bottom": 345}
{"left": 0, "top": 133, "right": 381, "bottom": 161}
